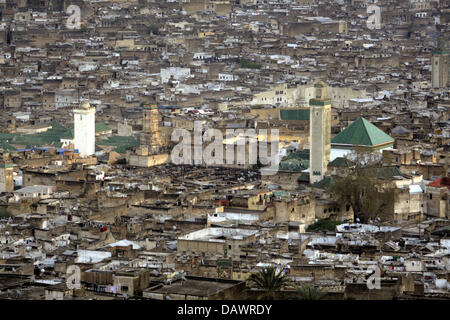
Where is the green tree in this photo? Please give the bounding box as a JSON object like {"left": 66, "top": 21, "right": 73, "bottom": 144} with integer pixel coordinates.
{"left": 247, "top": 267, "right": 288, "bottom": 300}
{"left": 326, "top": 147, "right": 395, "bottom": 223}
{"left": 307, "top": 219, "right": 342, "bottom": 232}
{"left": 240, "top": 59, "right": 261, "bottom": 69}
{"left": 296, "top": 283, "right": 326, "bottom": 300}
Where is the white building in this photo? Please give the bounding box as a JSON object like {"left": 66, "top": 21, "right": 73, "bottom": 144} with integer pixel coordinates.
{"left": 74, "top": 101, "right": 96, "bottom": 157}
{"left": 160, "top": 67, "right": 191, "bottom": 84}
{"left": 13, "top": 185, "right": 55, "bottom": 200}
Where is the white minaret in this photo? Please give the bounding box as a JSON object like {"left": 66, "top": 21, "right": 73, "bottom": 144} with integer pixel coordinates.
{"left": 74, "top": 100, "right": 96, "bottom": 157}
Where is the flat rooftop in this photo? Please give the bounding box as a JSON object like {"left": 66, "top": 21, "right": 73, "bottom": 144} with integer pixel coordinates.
{"left": 146, "top": 277, "right": 242, "bottom": 297}
{"left": 178, "top": 227, "right": 258, "bottom": 242}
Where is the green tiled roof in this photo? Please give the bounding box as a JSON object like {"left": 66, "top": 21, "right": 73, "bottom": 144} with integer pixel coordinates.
{"left": 280, "top": 109, "right": 310, "bottom": 121}
{"left": 311, "top": 176, "right": 334, "bottom": 189}
{"left": 0, "top": 133, "right": 17, "bottom": 151}
{"left": 297, "top": 173, "right": 310, "bottom": 182}
{"left": 328, "top": 157, "right": 354, "bottom": 168}
{"left": 98, "top": 135, "right": 139, "bottom": 154}
{"left": 1, "top": 121, "right": 113, "bottom": 151}
{"left": 375, "top": 166, "right": 403, "bottom": 178}
{"left": 11, "top": 122, "right": 71, "bottom": 149}
{"left": 273, "top": 190, "right": 289, "bottom": 197}
{"left": 309, "top": 99, "right": 331, "bottom": 106}
{"left": 279, "top": 158, "right": 309, "bottom": 172}
{"left": 331, "top": 117, "right": 394, "bottom": 147}
{"left": 96, "top": 122, "right": 112, "bottom": 133}
{"left": 61, "top": 122, "right": 112, "bottom": 139}
{"left": 284, "top": 149, "right": 310, "bottom": 161}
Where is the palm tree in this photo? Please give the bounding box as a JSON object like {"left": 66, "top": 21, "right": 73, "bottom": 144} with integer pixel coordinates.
{"left": 247, "top": 267, "right": 288, "bottom": 300}
{"left": 296, "top": 283, "right": 326, "bottom": 300}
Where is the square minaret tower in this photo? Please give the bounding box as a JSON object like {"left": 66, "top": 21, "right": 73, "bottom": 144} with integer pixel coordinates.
{"left": 309, "top": 81, "right": 331, "bottom": 184}
{"left": 74, "top": 101, "right": 96, "bottom": 157}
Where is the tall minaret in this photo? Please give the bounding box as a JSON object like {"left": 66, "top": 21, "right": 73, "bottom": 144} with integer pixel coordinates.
{"left": 309, "top": 81, "right": 331, "bottom": 184}
{"left": 432, "top": 39, "right": 449, "bottom": 89}
{"left": 0, "top": 154, "right": 13, "bottom": 193}
{"left": 74, "top": 100, "right": 96, "bottom": 157}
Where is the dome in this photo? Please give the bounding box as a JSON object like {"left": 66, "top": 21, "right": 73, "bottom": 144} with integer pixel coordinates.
{"left": 80, "top": 101, "right": 91, "bottom": 109}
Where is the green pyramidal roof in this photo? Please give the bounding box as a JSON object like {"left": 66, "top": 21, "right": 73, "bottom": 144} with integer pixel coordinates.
{"left": 331, "top": 117, "right": 394, "bottom": 147}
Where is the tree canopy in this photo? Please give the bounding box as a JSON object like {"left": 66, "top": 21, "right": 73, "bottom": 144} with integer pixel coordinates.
{"left": 296, "top": 283, "right": 326, "bottom": 300}
{"left": 247, "top": 267, "right": 288, "bottom": 299}
{"left": 326, "top": 147, "right": 395, "bottom": 223}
